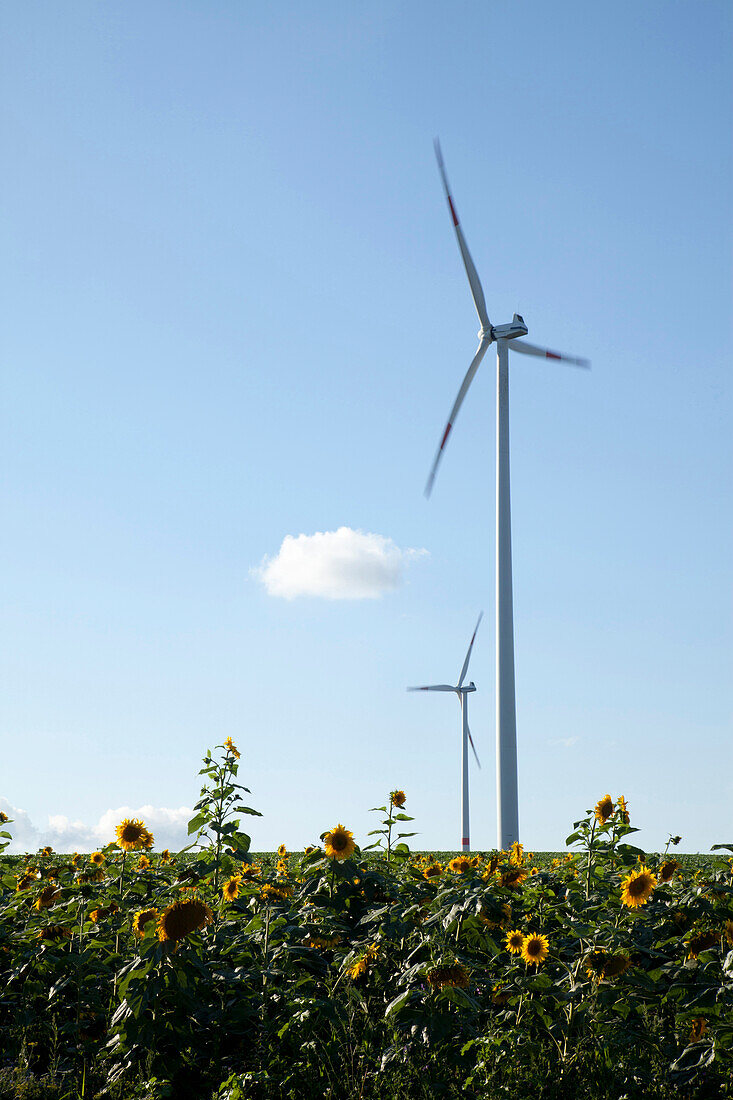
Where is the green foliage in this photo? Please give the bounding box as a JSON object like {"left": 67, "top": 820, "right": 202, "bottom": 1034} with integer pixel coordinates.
{"left": 0, "top": 760, "right": 731, "bottom": 1100}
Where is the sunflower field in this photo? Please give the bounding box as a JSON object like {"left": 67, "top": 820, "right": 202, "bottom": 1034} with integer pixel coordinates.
{"left": 1, "top": 743, "right": 732, "bottom": 1100}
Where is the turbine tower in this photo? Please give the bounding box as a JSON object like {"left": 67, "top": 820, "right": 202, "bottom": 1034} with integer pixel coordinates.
{"left": 408, "top": 613, "right": 483, "bottom": 852}
{"left": 426, "top": 141, "right": 589, "bottom": 850}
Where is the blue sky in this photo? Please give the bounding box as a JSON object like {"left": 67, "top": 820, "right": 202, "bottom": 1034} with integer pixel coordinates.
{"left": 1, "top": 1, "right": 730, "bottom": 853}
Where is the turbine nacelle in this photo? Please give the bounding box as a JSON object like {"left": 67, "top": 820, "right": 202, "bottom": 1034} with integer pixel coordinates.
{"left": 492, "top": 314, "right": 528, "bottom": 341}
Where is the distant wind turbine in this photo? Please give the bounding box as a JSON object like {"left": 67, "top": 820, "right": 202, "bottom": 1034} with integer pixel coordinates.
{"left": 426, "top": 141, "right": 589, "bottom": 850}
{"left": 408, "top": 613, "right": 483, "bottom": 852}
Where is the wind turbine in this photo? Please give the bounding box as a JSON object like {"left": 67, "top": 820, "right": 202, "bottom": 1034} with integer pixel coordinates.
{"left": 426, "top": 141, "right": 589, "bottom": 850}
{"left": 408, "top": 613, "right": 483, "bottom": 852}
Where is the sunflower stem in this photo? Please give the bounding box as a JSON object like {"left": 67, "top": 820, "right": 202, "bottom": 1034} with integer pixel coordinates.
{"left": 585, "top": 819, "right": 596, "bottom": 900}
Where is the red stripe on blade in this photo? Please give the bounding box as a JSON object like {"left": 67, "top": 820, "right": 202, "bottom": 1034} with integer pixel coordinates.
{"left": 447, "top": 197, "right": 459, "bottom": 227}
{"left": 440, "top": 423, "right": 452, "bottom": 448}
{"left": 546, "top": 351, "right": 561, "bottom": 360}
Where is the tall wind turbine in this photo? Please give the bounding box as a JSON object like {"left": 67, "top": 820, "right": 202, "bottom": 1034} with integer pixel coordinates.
{"left": 426, "top": 141, "right": 589, "bottom": 850}
{"left": 408, "top": 613, "right": 483, "bottom": 852}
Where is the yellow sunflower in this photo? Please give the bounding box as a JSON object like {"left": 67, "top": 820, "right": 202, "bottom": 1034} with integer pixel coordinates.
{"left": 90, "top": 852, "right": 105, "bottom": 866}
{"left": 133, "top": 908, "right": 159, "bottom": 937}
{"left": 260, "top": 883, "right": 292, "bottom": 902}
{"left": 34, "top": 885, "right": 61, "bottom": 911}
{"left": 448, "top": 856, "right": 472, "bottom": 874}
{"left": 0, "top": 811, "right": 8, "bottom": 824}
{"left": 115, "top": 818, "right": 154, "bottom": 852}
{"left": 136, "top": 855, "right": 151, "bottom": 870}
{"left": 724, "top": 920, "right": 733, "bottom": 947}
{"left": 38, "top": 924, "right": 71, "bottom": 942}
{"left": 617, "top": 795, "right": 630, "bottom": 824}
{"left": 324, "top": 825, "right": 356, "bottom": 861}
{"left": 659, "top": 859, "right": 679, "bottom": 883}
{"left": 505, "top": 929, "right": 525, "bottom": 955}
{"left": 157, "top": 899, "right": 213, "bottom": 942}
{"left": 423, "top": 861, "right": 443, "bottom": 881}
{"left": 240, "top": 863, "right": 261, "bottom": 878}
{"left": 584, "top": 950, "right": 608, "bottom": 979}
{"left": 224, "top": 737, "right": 241, "bottom": 759}
{"left": 160, "top": 849, "right": 171, "bottom": 864}
{"left": 521, "top": 933, "right": 549, "bottom": 966}
{"left": 509, "top": 841, "right": 524, "bottom": 866}
{"left": 594, "top": 795, "right": 614, "bottom": 825}
{"left": 222, "top": 875, "right": 242, "bottom": 901}
{"left": 499, "top": 867, "right": 528, "bottom": 889}
{"left": 689, "top": 1018, "right": 707, "bottom": 1043}
{"left": 620, "top": 868, "right": 657, "bottom": 909}
{"left": 41, "top": 846, "right": 53, "bottom": 857}
{"left": 391, "top": 790, "right": 406, "bottom": 808}
{"left": 277, "top": 844, "right": 288, "bottom": 858}
{"left": 348, "top": 955, "right": 368, "bottom": 980}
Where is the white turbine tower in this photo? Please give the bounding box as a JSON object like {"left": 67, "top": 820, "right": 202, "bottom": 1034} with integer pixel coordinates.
{"left": 408, "top": 613, "right": 483, "bottom": 852}
{"left": 426, "top": 141, "right": 589, "bottom": 850}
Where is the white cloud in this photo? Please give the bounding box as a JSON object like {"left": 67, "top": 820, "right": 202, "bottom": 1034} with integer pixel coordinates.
{"left": 253, "top": 526, "right": 427, "bottom": 600}
{"left": 0, "top": 798, "right": 194, "bottom": 854}
{"left": 549, "top": 736, "right": 579, "bottom": 748}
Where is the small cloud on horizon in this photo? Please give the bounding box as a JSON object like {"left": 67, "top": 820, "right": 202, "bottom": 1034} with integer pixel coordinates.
{"left": 549, "top": 736, "right": 580, "bottom": 748}
{"left": 252, "top": 526, "right": 428, "bottom": 600}
{"left": 0, "top": 798, "right": 194, "bottom": 854}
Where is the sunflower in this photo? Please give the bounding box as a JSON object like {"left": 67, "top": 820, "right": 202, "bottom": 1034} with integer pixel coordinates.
{"left": 41, "top": 846, "right": 53, "bottom": 857}
{"left": 348, "top": 955, "right": 368, "bottom": 980}
{"left": 584, "top": 950, "right": 608, "bottom": 979}
{"left": 34, "top": 885, "right": 61, "bottom": 910}
{"left": 448, "top": 856, "right": 472, "bottom": 874}
{"left": 223, "top": 736, "right": 241, "bottom": 759}
{"left": 0, "top": 811, "right": 8, "bottom": 823}
{"left": 303, "top": 845, "right": 315, "bottom": 856}
{"left": 391, "top": 790, "right": 406, "bottom": 808}
{"left": 38, "top": 925, "right": 71, "bottom": 942}
{"left": 689, "top": 1018, "right": 707, "bottom": 1043}
{"left": 594, "top": 795, "right": 614, "bottom": 825}
{"left": 90, "top": 852, "right": 105, "bottom": 866}
{"left": 260, "top": 883, "right": 292, "bottom": 902}
{"left": 603, "top": 953, "right": 631, "bottom": 978}
{"left": 521, "top": 933, "right": 549, "bottom": 966}
{"left": 617, "top": 795, "right": 630, "bottom": 824}
{"left": 509, "top": 841, "right": 524, "bottom": 866}
{"left": 659, "top": 859, "right": 679, "bottom": 883}
{"left": 240, "top": 863, "right": 261, "bottom": 879}
{"left": 136, "top": 855, "right": 151, "bottom": 870}
{"left": 620, "top": 868, "right": 657, "bottom": 909}
{"left": 505, "top": 929, "right": 525, "bottom": 955}
{"left": 133, "top": 908, "right": 159, "bottom": 937}
{"left": 499, "top": 867, "right": 528, "bottom": 889}
{"left": 89, "top": 908, "right": 104, "bottom": 923}
{"left": 427, "top": 964, "right": 469, "bottom": 989}
{"left": 423, "top": 861, "right": 443, "bottom": 881}
{"left": 16, "top": 873, "right": 37, "bottom": 892}
{"left": 491, "top": 982, "right": 510, "bottom": 1005}
{"left": 324, "top": 825, "right": 356, "bottom": 861}
{"left": 685, "top": 930, "right": 717, "bottom": 959}
{"left": 277, "top": 844, "right": 288, "bottom": 858}
{"left": 222, "top": 875, "right": 242, "bottom": 901}
{"left": 276, "top": 859, "right": 290, "bottom": 877}
{"left": 160, "top": 849, "right": 171, "bottom": 864}
{"left": 724, "top": 920, "right": 733, "bottom": 948}
{"left": 115, "top": 818, "right": 154, "bottom": 852}
{"left": 157, "top": 899, "right": 213, "bottom": 942}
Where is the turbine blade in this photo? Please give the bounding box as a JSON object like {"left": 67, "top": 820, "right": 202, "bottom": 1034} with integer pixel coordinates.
{"left": 511, "top": 339, "right": 589, "bottom": 369}
{"left": 425, "top": 338, "right": 490, "bottom": 497}
{"left": 467, "top": 724, "right": 481, "bottom": 769}
{"left": 457, "top": 611, "right": 483, "bottom": 688}
{"left": 407, "top": 684, "right": 456, "bottom": 692}
{"left": 434, "top": 139, "right": 491, "bottom": 334}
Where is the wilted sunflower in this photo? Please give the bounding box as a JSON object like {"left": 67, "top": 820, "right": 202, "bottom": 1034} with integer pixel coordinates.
{"left": 16, "top": 873, "right": 38, "bottom": 892}
{"left": 505, "top": 929, "right": 525, "bottom": 955}
{"left": 90, "top": 851, "right": 105, "bottom": 866}
{"left": 260, "top": 883, "right": 291, "bottom": 902}
{"left": 521, "top": 933, "right": 549, "bottom": 966}
{"left": 34, "top": 885, "right": 61, "bottom": 910}
{"left": 584, "top": 950, "right": 608, "bottom": 979}
{"left": 620, "top": 868, "right": 657, "bottom": 909}
{"left": 224, "top": 736, "right": 240, "bottom": 759}
{"left": 157, "top": 899, "right": 212, "bottom": 942}
{"left": 659, "top": 859, "right": 679, "bottom": 883}
{"left": 222, "top": 875, "right": 242, "bottom": 901}
{"left": 448, "top": 856, "right": 472, "bottom": 874}
{"left": 427, "top": 964, "right": 469, "bottom": 989}
{"left": 115, "top": 818, "right": 154, "bottom": 852}
{"left": 133, "top": 908, "right": 159, "bottom": 937}
{"left": 594, "top": 795, "right": 614, "bottom": 825}
{"left": 391, "top": 790, "right": 406, "bottom": 808}
{"left": 324, "top": 825, "right": 356, "bottom": 861}
{"left": 603, "top": 953, "right": 631, "bottom": 978}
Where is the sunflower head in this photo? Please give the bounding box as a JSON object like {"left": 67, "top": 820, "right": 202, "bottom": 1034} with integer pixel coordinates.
{"left": 423, "top": 861, "right": 443, "bottom": 880}
{"left": 160, "top": 849, "right": 171, "bottom": 864}
{"left": 41, "top": 846, "right": 53, "bottom": 857}
{"left": 620, "top": 868, "right": 657, "bottom": 909}
{"left": 133, "top": 908, "right": 159, "bottom": 938}
{"left": 38, "top": 924, "right": 71, "bottom": 942}
{"left": 90, "top": 852, "right": 105, "bottom": 866}
{"left": 689, "top": 1018, "right": 707, "bottom": 1043}
{"left": 115, "top": 819, "right": 154, "bottom": 852}
{"left": 603, "top": 953, "right": 631, "bottom": 978}
{"left": 521, "top": 933, "right": 549, "bottom": 966}
{"left": 223, "top": 737, "right": 241, "bottom": 759}
{"left": 499, "top": 867, "right": 528, "bottom": 890}
{"left": 427, "top": 963, "right": 469, "bottom": 989}
{"left": 323, "top": 825, "right": 356, "bottom": 861}
{"left": 222, "top": 875, "right": 241, "bottom": 901}
{"left": 685, "top": 930, "right": 717, "bottom": 959}
{"left": 616, "top": 795, "right": 630, "bottom": 824}
{"left": 594, "top": 795, "right": 614, "bottom": 825}
{"left": 0, "top": 811, "right": 9, "bottom": 824}
{"left": 505, "top": 929, "right": 525, "bottom": 955}
{"left": 724, "top": 920, "right": 733, "bottom": 948}
{"left": 391, "top": 790, "right": 406, "bottom": 809}
{"left": 277, "top": 844, "right": 288, "bottom": 858}
{"left": 509, "top": 841, "right": 524, "bottom": 866}
{"left": 448, "top": 856, "right": 472, "bottom": 874}
{"left": 584, "top": 950, "right": 608, "bottom": 978}
{"left": 157, "top": 899, "right": 213, "bottom": 942}
{"left": 136, "top": 855, "right": 151, "bottom": 870}
{"left": 34, "top": 885, "right": 61, "bottom": 910}
{"left": 659, "top": 859, "right": 679, "bottom": 883}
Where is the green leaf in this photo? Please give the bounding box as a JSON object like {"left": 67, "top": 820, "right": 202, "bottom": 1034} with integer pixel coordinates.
{"left": 384, "top": 990, "right": 412, "bottom": 1018}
